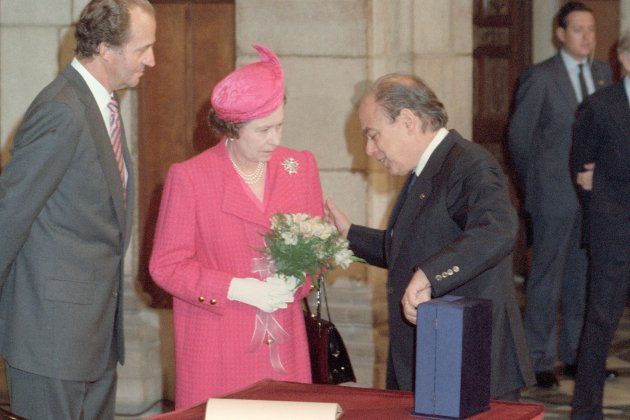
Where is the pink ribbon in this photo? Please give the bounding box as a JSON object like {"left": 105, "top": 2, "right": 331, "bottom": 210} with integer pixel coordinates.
{"left": 249, "top": 256, "right": 289, "bottom": 373}
{"left": 247, "top": 309, "right": 289, "bottom": 373}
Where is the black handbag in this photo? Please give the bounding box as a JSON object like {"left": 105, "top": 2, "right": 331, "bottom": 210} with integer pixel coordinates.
{"left": 303, "top": 277, "right": 356, "bottom": 385}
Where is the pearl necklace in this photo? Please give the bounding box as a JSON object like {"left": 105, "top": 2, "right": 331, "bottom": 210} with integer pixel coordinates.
{"left": 228, "top": 148, "right": 265, "bottom": 185}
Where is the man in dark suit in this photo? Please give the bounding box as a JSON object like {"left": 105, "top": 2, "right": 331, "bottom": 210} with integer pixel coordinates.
{"left": 570, "top": 32, "right": 630, "bottom": 420}
{"left": 507, "top": 1, "right": 612, "bottom": 388}
{"left": 326, "top": 74, "right": 535, "bottom": 400}
{"left": 0, "top": 1, "right": 155, "bottom": 418}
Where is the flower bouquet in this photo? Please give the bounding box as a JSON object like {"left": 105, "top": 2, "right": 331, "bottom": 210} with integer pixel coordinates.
{"left": 249, "top": 212, "right": 361, "bottom": 373}
{"left": 259, "top": 212, "right": 360, "bottom": 290}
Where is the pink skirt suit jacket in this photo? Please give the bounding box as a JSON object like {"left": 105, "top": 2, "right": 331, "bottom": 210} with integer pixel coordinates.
{"left": 149, "top": 140, "right": 324, "bottom": 408}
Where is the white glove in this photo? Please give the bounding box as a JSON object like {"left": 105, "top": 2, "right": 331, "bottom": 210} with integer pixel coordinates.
{"left": 266, "top": 274, "right": 300, "bottom": 292}
{"left": 228, "top": 277, "right": 295, "bottom": 313}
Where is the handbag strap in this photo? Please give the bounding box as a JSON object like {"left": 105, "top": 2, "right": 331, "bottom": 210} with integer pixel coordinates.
{"left": 303, "top": 273, "right": 333, "bottom": 322}
{"left": 320, "top": 275, "right": 333, "bottom": 322}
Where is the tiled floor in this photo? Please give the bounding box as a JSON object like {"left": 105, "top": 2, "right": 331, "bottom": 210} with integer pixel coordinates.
{"left": 519, "top": 306, "right": 630, "bottom": 419}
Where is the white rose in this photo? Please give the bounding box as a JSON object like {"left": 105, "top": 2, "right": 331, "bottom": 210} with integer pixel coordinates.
{"left": 281, "top": 232, "right": 298, "bottom": 245}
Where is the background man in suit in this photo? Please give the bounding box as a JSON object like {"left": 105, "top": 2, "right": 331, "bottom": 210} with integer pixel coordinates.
{"left": 0, "top": 1, "right": 155, "bottom": 418}
{"left": 507, "top": 1, "right": 612, "bottom": 388}
{"left": 570, "top": 32, "right": 630, "bottom": 420}
{"left": 326, "top": 74, "right": 535, "bottom": 400}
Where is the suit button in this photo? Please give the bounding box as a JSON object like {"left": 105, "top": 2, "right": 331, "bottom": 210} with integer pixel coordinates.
{"left": 387, "top": 287, "right": 394, "bottom": 295}
{"left": 453, "top": 266, "right": 460, "bottom": 272}
{"left": 436, "top": 275, "right": 442, "bottom": 281}
{"left": 419, "top": 193, "right": 426, "bottom": 200}
{"left": 447, "top": 269, "right": 453, "bottom": 275}
{"left": 198, "top": 296, "right": 205, "bottom": 303}
{"left": 210, "top": 298, "right": 217, "bottom": 305}
{"left": 442, "top": 272, "right": 448, "bottom": 277}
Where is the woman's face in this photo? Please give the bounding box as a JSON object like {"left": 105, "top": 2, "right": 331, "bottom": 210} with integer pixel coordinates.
{"left": 233, "top": 105, "right": 284, "bottom": 164}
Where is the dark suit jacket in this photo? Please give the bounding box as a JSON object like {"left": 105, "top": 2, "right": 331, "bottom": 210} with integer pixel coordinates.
{"left": 571, "top": 80, "right": 630, "bottom": 234}
{"left": 508, "top": 53, "right": 611, "bottom": 216}
{"left": 0, "top": 64, "right": 134, "bottom": 381}
{"left": 348, "top": 130, "right": 535, "bottom": 397}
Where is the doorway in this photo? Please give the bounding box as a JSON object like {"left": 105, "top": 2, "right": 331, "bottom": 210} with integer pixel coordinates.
{"left": 473, "top": 0, "right": 532, "bottom": 275}
{"left": 137, "top": 0, "right": 235, "bottom": 306}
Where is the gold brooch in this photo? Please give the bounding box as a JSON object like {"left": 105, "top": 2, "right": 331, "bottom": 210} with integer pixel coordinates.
{"left": 282, "top": 158, "right": 299, "bottom": 175}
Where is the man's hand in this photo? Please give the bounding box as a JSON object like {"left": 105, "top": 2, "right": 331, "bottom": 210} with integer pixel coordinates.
{"left": 576, "top": 162, "right": 595, "bottom": 191}
{"left": 325, "top": 198, "right": 351, "bottom": 238}
{"left": 402, "top": 269, "right": 432, "bottom": 325}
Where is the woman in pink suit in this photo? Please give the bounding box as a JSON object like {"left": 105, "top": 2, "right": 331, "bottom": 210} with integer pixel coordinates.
{"left": 149, "top": 45, "right": 323, "bottom": 408}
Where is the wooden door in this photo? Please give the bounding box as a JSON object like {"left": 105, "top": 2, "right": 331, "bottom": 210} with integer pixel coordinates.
{"left": 473, "top": 0, "right": 531, "bottom": 160}
{"left": 578, "top": 0, "right": 621, "bottom": 79}
{"left": 473, "top": 0, "right": 532, "bottom": 275}
{"left": 137, "top": 0, "right": 235, "bottom": 306}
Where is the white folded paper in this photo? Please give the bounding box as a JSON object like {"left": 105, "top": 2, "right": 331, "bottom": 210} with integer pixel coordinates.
{"left": 204, "top": 398, "right": 343, "bottom": 420}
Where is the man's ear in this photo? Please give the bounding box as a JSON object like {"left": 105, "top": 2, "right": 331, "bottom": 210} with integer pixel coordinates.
{"left": 98, "top": 42, "right": 112, "bottom": 61}
{"left": 399, "top": 108, "right": 418, "bottom": 133}
{"left": 555, "top": 26, "right": 566, "bottom": 45}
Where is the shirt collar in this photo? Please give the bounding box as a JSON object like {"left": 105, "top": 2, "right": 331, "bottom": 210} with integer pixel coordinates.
{"left": 71, "top": 58, "right": 113, "bottom": 113}
{"left": 560, "top": 48, "right": 588, "bottom": 69}
{"left": 412, "top": 127, "right": 449, "bottom": 176}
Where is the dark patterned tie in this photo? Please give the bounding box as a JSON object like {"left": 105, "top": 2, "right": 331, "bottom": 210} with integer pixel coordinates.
{"left": 108, "top": 98, "right": 126, "bottom": 207}
{"left": 405, "top": 172, "right": 417, "bottom": 193}
{"left": 578, "top": 63, "right": 589, "bottom": 102}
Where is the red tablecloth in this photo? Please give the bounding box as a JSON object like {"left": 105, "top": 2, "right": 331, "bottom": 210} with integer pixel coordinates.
{"left": 148, "top": 379, "right": 544, "bottom": 420}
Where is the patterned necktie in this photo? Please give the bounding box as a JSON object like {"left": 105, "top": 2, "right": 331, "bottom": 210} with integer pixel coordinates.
{"left": 108, "top": 98, "right": 126, "bottom": 207}
{"left": 405, "top": 172, "right": 417, "bottom": 193}
{"left": 578, "top": 63, "right": 589, "bottom": 103}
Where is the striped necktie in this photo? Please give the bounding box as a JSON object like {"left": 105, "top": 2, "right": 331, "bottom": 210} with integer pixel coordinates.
{"left": 108, "top": 98, "right": 126, "bottom": 207}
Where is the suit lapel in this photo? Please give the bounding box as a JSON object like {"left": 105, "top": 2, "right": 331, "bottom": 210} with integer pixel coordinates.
{"left": 120, "top": 115, "right": 134, "bottom": 246}
{"left": 591, "top": 61, "right": 610, "bottom": 91}
{"left": 387, "top": 133, "right": 458, "bottom": 265}
{"left": 62, "top": 66, "right": 127, "bottom": 231}
{"left": 552, "top": 54, "right": 579, "bottom": 111}
{"left": 385, "top": 176, "right": 414, "bottom": 263}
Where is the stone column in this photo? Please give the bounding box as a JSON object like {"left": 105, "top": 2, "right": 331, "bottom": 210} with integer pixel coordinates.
{"left": 532, "top": 0, "right": 560, "bottom": 64}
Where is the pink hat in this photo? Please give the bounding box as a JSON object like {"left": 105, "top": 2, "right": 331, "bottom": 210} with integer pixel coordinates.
{"left": 211, "top": 44, "right": 284, "bottom": 123}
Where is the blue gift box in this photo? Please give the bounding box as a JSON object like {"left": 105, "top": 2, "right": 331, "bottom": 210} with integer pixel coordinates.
{"left": 412, "top": 295, "right": 492, "bottom": 419}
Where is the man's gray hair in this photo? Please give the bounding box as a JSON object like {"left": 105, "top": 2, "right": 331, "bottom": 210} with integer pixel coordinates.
{"left": 366, "top": 73, "right": 448, "bottom": 132}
